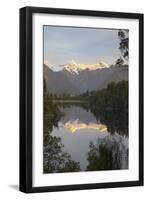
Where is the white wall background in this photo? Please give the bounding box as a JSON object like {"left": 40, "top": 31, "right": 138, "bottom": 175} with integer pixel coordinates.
{"left": 0, "top": 0, "right": 146, "bottom": 199}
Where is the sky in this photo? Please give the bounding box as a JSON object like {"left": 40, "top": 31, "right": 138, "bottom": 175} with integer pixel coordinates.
{"left": 44, "top": 26, "right": 121, "bottom": 66}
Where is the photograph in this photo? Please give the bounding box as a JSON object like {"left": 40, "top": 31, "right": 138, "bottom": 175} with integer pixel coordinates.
{"left": 43, "top": 26, "right": 129, "bottom": 173}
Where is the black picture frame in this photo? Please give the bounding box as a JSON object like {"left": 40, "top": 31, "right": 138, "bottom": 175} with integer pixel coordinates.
{"left": 19, "top": 6, "right": 144, "bottom": 193}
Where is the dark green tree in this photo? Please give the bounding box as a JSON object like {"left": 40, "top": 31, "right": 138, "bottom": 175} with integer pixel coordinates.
{"left": 86, "top": 135, "right": 128, "bottom": 171}
{"left": 43, "top": 79, "right": 47, "bottom": 95}
{"left": 116, "top": 30, "right": 129, "bottom": 66}
{"left": 89, "top": 81, "right": 128, "bottom": 111}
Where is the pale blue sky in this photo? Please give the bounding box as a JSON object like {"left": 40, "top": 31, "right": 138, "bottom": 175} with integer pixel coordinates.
{"left": 44, "top": 26, "right": 120, "bottom": 65}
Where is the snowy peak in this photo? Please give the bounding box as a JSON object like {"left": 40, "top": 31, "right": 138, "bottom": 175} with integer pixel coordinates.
{"left": 48, "top": 64, "right": 64, "bottom": 72}
{"left": 64, "top": 60, "right": 80, "bottom": 74}
{"left": 46, "top": 60, "right": 110, "bottom": 75}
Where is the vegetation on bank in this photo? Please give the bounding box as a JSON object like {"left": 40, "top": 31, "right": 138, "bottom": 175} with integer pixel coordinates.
{"left": 45, "top": 80, "right": 128, "bottom": 112}
{"left": 44, "top": 93, "right": 88, "bottom": 101}
{"left": 88, "top": 81, "right": 128, "bottom": 111}
{"left": 44, "top": 96, "right": 64, "bottom": 118}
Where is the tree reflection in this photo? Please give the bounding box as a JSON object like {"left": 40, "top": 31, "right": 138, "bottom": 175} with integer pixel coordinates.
{"left": 90, "top": 109, "right": 128, "bottom": 136}
{"left": 58, "top": 102, "right": 128, "bottom": 136}
{"left": 86, "top": 135, "right": 128, "bottom": 171}
{"left": 86, "top": 107, "right": 128, "bottom": 170}
{"left": 43, "top": 96, "right": 80, "bottom": 173}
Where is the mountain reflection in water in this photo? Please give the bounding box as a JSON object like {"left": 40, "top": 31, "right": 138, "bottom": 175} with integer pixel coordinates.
{"left": 62, "top": 119, "right": 107, "bottom": 133}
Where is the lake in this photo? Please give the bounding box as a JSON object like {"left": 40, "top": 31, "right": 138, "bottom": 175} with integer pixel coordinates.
{"left": 44, "top": 104, "right": 129, "bottom": 172}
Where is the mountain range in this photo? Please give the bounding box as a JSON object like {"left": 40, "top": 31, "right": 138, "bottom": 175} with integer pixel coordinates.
{"left": 48, "top": 60, "right": 110, "bottom": 75}
{"left": 43, "top": 62, "right": 128, "bottom": 95}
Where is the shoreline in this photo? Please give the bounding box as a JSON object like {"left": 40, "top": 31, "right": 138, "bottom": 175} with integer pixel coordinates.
{"left": 53, "top": 100, "right": 88, "bottom": 103}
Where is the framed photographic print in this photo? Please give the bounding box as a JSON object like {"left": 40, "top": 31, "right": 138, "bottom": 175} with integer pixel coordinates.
{"left": 19, "top": 7, "right": 144, "bottom": 193}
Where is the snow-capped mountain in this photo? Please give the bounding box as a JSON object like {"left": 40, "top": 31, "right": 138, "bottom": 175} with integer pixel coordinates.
{"left": 46, "top": 60, "right": 110, "bottom": 75}
{"left": 49, "top": 64, "right": 64, "bottom": 72}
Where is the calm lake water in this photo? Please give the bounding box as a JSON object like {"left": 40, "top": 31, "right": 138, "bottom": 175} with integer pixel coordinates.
{"left": 50, "top": 104, "right": 128, "bottom": 171}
